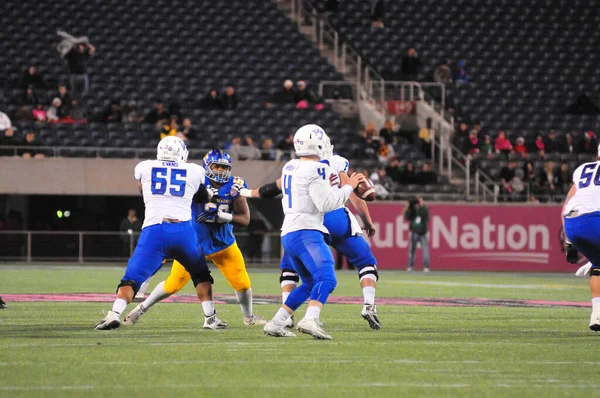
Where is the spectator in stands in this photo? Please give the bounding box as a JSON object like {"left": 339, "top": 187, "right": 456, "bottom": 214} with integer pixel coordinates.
{"left": 362, "top": 135, "right": 380, "bottom": 159}
{"left": 0, "top": 110, "right": 12, "bottom": 131}
{"left": 467, "top": 129, "right": 480, "bottom": 155}
{"left": 0, "top": 127, "right": 18, "bottom": 148}
{"left": 399, "top": 162, "right": 417, "bottom": 184}
{"left": 479, "top": 135, "right": 493, "bottom": 158}
{"left": 271, "top": 80, "right": 296, "bottom": 104}
{"left": 261, "top": 138, "right": 277, "bottom": 161}
{"left": 144, "top": 101, "right": 170, "bottom": 125}
{"left": 433, "top": 64, "right": 453, "bottom": 85}
{"left": 454, "top": 121, "right": 469, "bottom": 153}
{"left": 377, "top": 139, "right": 395, "bottom": 164}
{"left": 370, "top": 0, "right": 385, "bottom": 30}
{"left": 160, "top": 118, "right": 178, "bottom": 139}
{"left": 534, "top": 134, "right": 545, "bottom": 155}
{"left": 22, "top": 66, "right": 45, "bottom": 89}
{"left": 46, "top": 98, "right": 62, "bottom": 122}
{"left": 416, "top": 163, "right": 437, "bottom": 185}
{"left": 32, "top": 103, "right": 47, "bottom": 122}
{"left": 544, "top": 130, "right": 562, "bottom": 153}
{"left": 538, "top": 162, "right": 557, "bottom": 197}
{"left": 277, "top": 133, "right": 294, "bottom": 153}
{"left": 494, "top": 131, "right": 512, "bottom": 155}
{"left": 363, "top": 122, "right": 378, "bottom": 138}
{"left": 13, "top": 106, "right": 35, "bottom": 122}
{"left": 385, "top": 157, "right": 402, "bottom": 183}
{"left": 523, "top": 161, "right": 537, "bottom": 184}
{"left": 56, "top": 84, "right": 72, "bottom": 108}
{"left": 70, "top": 99, "right": 87, "bottom": 122}
{"left": 21, "top": 86, "right": 38, "bottom": 106}
{"left": 500, "top": 160, "right": 519, "bottom": 199}
{"left": 103, "top": 101, "right": 122, "bottom": 123}
{"left": 18, "top": 131, "right": 44, "bottom": 159}
{"left": 65, "top": 42, "right": 95, "bottom": 94}
{"left": 369, "top": 168, "right": 393, "bottom": 199}
{"left": 201, "top": 88, "right": 222, "bottom": 109}
{"left": 294, "top": 81, "right": 321, "bottom": 108}
{"left": 402, "top": 48, "right": 420, "bottom": 80}
{"left": 168, "top": 103, "right": 183, "bottom": 123}
{"left": 565, "top": 133, "right": 577, "bottom": 154}
{"left": 418, "top": 118, "right": 432, "bottom": 156}
{"left": 556, "top": 162, "right": 571, "bottom": 194}
{"left": 513, "top": 137, "right": 527, "bottom": 157}
{"left": 229, "top": 136, "right": 261, "bottom": 160}
{"left": 123, "top": 101, "right": 143, "bottom": 123}
{"left": 221, "top": 86, "right": 238, "bottom": 110}
{"left": 453, "top": 60, "right": 469, "bottom": 84}
{"left": 379, "top": 119, "right": 397, "bottom": 144}
{"left": 176, "top": 118, "right": 195, "bottom": 143}
{"left": 578, "top": 131, "right": 597, "bottom": 154}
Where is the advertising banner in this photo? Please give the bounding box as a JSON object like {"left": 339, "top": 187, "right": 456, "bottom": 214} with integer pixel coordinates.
{"left": 363, "top": 203, "right": 577, "bottom": 272}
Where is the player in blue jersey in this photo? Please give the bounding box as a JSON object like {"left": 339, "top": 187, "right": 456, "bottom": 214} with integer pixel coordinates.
{"left": 95, "top": 136, "right": 225, "bottom": 330}
{"left": 123, "top": 150, "right": 266, "bottom": 327}
{"left": 241, "top": 134, "right": 381, "bottom": 330}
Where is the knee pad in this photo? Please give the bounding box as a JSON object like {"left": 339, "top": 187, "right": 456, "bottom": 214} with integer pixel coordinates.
{"left": 117, "top": 279, "right": 139, "bottom": 296}
{"left": 358, "top": 265, "right": 379, "bottom": 282}
{"left": 280, "top": 268, "right": 299, "bottom": 286}
{"left": 591, "top": 269, "right": 600, "bottom": 277}
{"left": 191, "top": 270, "right": 214, "bottom": 287}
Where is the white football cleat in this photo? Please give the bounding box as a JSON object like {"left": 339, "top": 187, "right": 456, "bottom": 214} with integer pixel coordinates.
{"left": 243, "top": 314, "right": 268, "bottom": 326}
{"left": 263, "top": 320, "right": 296, "bottom": 337}
{"left": 283, "top": 314, "right": 295, "bottom": 328}
{"left": 123, "top": 304, "right": 146, "bottom": 326}
{"left": 203, "top": 313, "right": 228, "bottom": 330}
{"left": 361, "top": 304, "right": 382, "bottom": 330}
{"left": 590, "top": 312, "right": 600, "bottom": 331}
{"left": 297, "top": 317, "right": 332, "bottom": 340}
{"left": 94, "top": 311, "right": 121, "bottom": 330}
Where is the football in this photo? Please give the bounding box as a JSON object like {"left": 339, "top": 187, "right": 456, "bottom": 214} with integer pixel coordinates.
{"left": 354, "top": 177, "right": 376, "bottom": 201}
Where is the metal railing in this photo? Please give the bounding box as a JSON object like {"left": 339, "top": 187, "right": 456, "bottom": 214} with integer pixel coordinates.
{"left": 0, "top": 146, "right": 293, "bottom": 160}
{"left": 0, "top": 230, "right": 282, "bottom": 264}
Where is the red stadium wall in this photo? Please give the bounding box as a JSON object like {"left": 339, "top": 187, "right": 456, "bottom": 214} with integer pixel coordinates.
{"left": 363, "top": 203, "right": 575, "bottom": 272}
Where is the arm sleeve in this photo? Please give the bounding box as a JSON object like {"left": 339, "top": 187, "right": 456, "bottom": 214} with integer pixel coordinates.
{"left": 258, "top": 181, "right": 282, "bottom": 198}
{"left": 308, "top": 175, "right": 353, "bottom": 213}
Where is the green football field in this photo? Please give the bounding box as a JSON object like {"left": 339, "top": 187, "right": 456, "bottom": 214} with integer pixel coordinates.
{"left": 0, "top": 265, "right": 597, "bottom": 398}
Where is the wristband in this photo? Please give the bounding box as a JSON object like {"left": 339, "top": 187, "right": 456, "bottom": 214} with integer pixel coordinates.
{"left": 217, "top": 211, "right": 233, "bottom": 223}
{"left": 240, "top": 188, "right": 253, "bottom": 198}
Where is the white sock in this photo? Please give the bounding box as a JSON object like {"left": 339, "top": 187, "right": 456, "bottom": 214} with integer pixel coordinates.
{"left": 138, "top": 277, "right": 152, "bottom": 296}
{"left": 141, "top": 281, "right": 170, "bottom": 311}
{"left": 592, "top": 297, "right": 600, "bottom": 313}
{"left": 363, "top": 286, "right": 376, "bottom": 305}
{"left": 304, "top": 305, "right": 321, "bottom": 320}
{"left": 282, "top": 291, "right": 291, "bottom": 304}
{"left": 272, "top": 307, "right": 291, "bottom": 325}
{"left": 111, "top": 298, "right": 127, "bottom": 315}
{"left": 202, "top": 301, "right": 215, "bottom": 317}
{"left": 235, "top": 288, "right": 253, "bottom": 318}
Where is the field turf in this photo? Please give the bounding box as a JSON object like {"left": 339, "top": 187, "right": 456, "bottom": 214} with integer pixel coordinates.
{"left": 0, "top": 265, "right": 597, "bottom": 398}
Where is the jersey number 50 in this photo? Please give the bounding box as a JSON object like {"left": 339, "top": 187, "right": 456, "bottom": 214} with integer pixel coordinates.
{"left": 578, "top": 164, "right": 600, "bottom": 189}
{"left": 151, "top": 167, "right": 187, "bottom": 197}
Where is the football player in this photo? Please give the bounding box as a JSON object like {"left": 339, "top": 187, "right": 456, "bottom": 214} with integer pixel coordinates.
{"left": 241, "top": 133, "right": 381, "bottom": 330}
{"left": 95, "top": 136, "right": 225, "bottom": 330}
{"left": 263, "top": 124, "right": 364, "bottom": 339}
{"left": 123, "top": 150, "right": 266, "bottom": 327}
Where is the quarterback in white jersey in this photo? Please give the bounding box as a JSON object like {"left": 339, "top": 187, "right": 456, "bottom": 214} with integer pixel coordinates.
{"left": 241, "top": 135, "right": 381, "bottom": 330}
{"left": 95, "top": 136, "right": 227, "bottom": 330}
{"left": 263, "top": 124, "right": 365, "bottom": 340}
{"left": 562, "top": 145, "right": 600, "bottom": 331}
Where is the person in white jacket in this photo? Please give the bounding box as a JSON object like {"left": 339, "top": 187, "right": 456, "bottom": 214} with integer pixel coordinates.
{"left": 263, "top": 124, "right": 364, "bottom": 340}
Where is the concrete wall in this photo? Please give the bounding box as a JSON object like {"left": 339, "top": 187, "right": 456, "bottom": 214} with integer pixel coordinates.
{"left": 0, "top": 158, "right": 285, "bottom": 195}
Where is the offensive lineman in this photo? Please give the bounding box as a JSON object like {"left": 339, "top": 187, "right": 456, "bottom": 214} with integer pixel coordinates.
{"left": 263, "top": 124, "right": 365, "bottom": 339}
{"left": 95, "top": 136, "right": 226, "bottom": 330}
{"left": 123, "top": 150, "right": 265, "bottom": 327}
{"left": 562, "top": 144, "right": 600, "bottom": 331}
{"left": 241, "top": 132, "right": 381, "bottom": 330}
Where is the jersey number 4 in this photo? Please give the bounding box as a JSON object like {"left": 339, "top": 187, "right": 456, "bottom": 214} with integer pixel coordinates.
{"left": 151, "top": 167, "right": 187, "bottom": 197}
{"left": 578, "top": 164, "right": 600, "bottom": 189}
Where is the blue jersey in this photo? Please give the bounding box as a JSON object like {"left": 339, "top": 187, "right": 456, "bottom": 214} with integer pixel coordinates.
{"left": 192, "top": 175, "right": 247, "bottom": 255}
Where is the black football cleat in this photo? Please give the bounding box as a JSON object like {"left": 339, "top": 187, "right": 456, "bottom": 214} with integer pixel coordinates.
{"left": 0, "top": 297, "right": 6, "bottom": 309}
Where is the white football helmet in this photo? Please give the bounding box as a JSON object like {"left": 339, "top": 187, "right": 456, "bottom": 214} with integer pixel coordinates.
{"left": 322, "top": 135, "right": 334, "bottom": 159}
{"left": 294, "top": 124, "right": 328, "bottom": 159}
{"left": 157, "top": 136, "right": 188, "bottom": 163}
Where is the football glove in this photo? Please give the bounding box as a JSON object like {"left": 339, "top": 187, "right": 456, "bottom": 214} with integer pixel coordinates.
{"left": 575, "top": 262, "right": 592, "bottom": 277}
{"left": 566, "top": 243, "right": 579, "bottom": 264}
{"left": 207, "top": 187, "right": 219, "bottom": 201}
{"left": 195, "top": 204, "right": 218, "bottom": 223}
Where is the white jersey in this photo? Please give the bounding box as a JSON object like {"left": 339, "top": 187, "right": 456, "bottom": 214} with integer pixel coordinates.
{"left": 329, "top": 154, "right": 350, "bottom": 211}
{"left": 134, "top": 159, "right": 206, "bottom": 229}
{"left": 280, "top": 159, "right": 353, "bottom": 236}
{"left": 563, "top": 161, "right": 600, "bottom": 216}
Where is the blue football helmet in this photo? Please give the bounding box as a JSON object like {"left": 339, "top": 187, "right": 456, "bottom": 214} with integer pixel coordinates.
{"left": 203, "top": 149, "right": 232, "bottom": 183}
